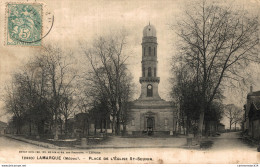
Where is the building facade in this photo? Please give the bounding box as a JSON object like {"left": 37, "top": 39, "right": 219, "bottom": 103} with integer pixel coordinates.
{"left": 244, "top": 86, "right": 260, "bottom": 140}
{"left": 0, "top": 121, "right": 7, "bottom": 135}
{"left": 126, "top": 24, "right": 177, "bottom": 135}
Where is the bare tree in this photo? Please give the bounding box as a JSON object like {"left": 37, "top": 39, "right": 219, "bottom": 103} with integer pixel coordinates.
{"left": 4, "top": 78, "right": 26, "bottom": 134}
{"left": 3, "top": 45, "right": 77, "bottom": 139}
{"left": 82, "top": 31, "right": 134, "bottom": 135}
{"left": 233, "top": 108, "right": 244, "bottom": 131}
{"left": 171, "top": 65, "right": 202, "bottom": 135}
{"left": 171, "top": 0, "right": 259, "bottom": 137}
{"left": 3, "top": 58, "right": 51, "bottom": 135}
{"left": 224, "top": 104, "right": 241, "bottom": 130}
{"left": 59, "top": 92, "right": 77, "bottom": 136}
{"left": 34, "top": 45, "right": 77, "bottom": 140}
{"left": 76, "top": 96, "right": 91, "bottom": 136}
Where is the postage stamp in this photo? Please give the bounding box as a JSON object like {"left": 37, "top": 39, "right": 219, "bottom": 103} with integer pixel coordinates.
{"left": 6, "top": 3, "right": 42, "bottom": 46}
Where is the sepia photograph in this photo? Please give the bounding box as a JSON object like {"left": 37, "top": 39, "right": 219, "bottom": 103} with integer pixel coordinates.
{"left": 0, "top": 0, "right": 260, "bottom": 165}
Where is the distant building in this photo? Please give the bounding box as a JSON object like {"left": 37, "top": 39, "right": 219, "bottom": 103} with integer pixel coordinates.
{"left": 126, "top": 24, "right": 177, "bottom": 135}
{"left": 217, "top": 123, "right": 225, "bottom": 133}
{"left": 0, "top": 121, "right": 7, "bottom": 135}
{"left": 245, "top": 86, "right": 260, "bottom": 140}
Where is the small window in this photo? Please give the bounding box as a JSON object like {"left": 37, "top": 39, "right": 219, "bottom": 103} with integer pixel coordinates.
{"left": 147, "top": 84, "right": 153, "bottom": 97}
{"left": 131, "top": 119, "right": 135, "bottom": 126}
{"left": 154, "top": 47, "right": 156, "bottom": 56}
{"left": 143, "top": 47, "right": 146, "bottom": 56}
{"left": 148, "top": 67, "right": 151, "bottom": 77}
{"left": 154, "top": 68, "right": 156, "bottom": 77}
{"left": 142, "top": 67, "right": 145, "bottom": 77}
{"left": 149, "top": 47, "right": 151, "bottom": 56}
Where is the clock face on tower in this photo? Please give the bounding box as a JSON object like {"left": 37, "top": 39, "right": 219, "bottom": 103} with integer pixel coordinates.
{"left": 148, "top": 85, "right": 152, "bottom": 89}
{"left": 147, "top": 84, "right": 153, "bottom": 97}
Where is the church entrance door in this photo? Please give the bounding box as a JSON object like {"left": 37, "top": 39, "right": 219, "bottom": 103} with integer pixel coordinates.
{"left": 147, "top": 117, "right": 154, "bottom": 136}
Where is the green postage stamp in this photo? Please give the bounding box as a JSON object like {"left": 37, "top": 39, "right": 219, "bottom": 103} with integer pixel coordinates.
{"left": 6, "top": 3, "right": 42, "bottom": 46}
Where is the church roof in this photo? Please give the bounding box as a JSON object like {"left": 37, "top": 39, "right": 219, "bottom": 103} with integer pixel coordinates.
{"left": 130, "top": 99, "right": 175, "bottom": 109}
{"left": 143, "top": 23, "right": 156, "bottom": 37}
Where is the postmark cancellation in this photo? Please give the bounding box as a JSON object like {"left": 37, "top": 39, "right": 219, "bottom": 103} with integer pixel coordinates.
{"left": 6, "top": 3, "right": 42, "bottom": 46}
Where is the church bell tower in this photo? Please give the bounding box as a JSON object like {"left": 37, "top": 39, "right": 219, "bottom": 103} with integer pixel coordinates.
{"left": 127, "top": 24, "right": 176, "bottom": 135}
{"left": 139, "top": 23, "right": 161, "bottom": 100}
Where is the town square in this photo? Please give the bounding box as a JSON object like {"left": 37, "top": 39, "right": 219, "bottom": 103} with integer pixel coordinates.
{"left": 0, "top": 0, "right": 260, "bottom": 164}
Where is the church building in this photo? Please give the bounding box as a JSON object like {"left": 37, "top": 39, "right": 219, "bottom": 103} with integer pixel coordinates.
{"left": 126, "top": 24, "right": 177, "bottom": 135}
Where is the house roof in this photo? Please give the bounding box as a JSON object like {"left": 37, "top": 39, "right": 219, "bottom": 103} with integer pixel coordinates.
{"left": 218, "top": 123, "right": 225, "bottom": 126}
{"left": 67, "top": 118, "right": 75, "bottom": 123}
{"left": 0, "top": 121, "right": 7, "bottom": 127}
{"left": 248, "top": 91, "right": 260, "bottom": 97}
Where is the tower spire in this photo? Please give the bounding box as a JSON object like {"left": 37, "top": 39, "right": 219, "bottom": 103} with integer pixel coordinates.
{"left": 140, "top": 24, "right": 160, "bottom": 100}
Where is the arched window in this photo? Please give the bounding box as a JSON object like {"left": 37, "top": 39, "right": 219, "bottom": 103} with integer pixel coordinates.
{"left": 131, "top": 119, "right": 135, "bottom": 126}
{"left": 143, "top": 47, "right": 146, "bottom": 56}
{"left": 149, "top": 47, "right": 151, "bottom": 56}
{"left": 142, "top": 67, "right": 145, "bottom": 77}
{"left": 147, "top": 84, "right": 153, "bottom": 97}
{"left": 164, "top": 119, "right": 168, "bottom": 126}
{"left": 154, "top": 68, "right": 156, "bottom": 77}
{"left": 148, "top": 67, "right": 152, "bottom": 77}
{"left": 154, "top": 47, "right": 156, "bottom": 56}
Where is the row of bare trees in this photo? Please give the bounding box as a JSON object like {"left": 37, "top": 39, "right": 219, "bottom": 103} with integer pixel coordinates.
{"left": 171, "top": 65, "right": 224, "bottom": 136}
{"left": 3, "top": 45, "right": 77, "bottom": 139}
{"left": 3, "top": 32, "right": 134, "bottom": 139}
{"left": 171, "top": 0, "right": 259, "bottom": 137}
{"left": 224, "top": 104, "right": 244, "bottom": 131}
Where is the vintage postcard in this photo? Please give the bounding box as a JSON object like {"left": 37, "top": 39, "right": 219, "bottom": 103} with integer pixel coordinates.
{"left": 0, "top": 0, "right": 260, "bottom": 165}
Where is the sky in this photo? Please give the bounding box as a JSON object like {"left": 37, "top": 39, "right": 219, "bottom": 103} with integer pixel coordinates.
{"left": 0, "top": 0, "right": 259, "bottom": 127}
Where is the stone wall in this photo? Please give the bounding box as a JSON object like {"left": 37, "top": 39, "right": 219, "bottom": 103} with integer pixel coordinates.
{"left": 252, "top": 119, "right": 260, "bottom": 140}
{"left": 126, "top": 109, "right": 175, "bottom": 134}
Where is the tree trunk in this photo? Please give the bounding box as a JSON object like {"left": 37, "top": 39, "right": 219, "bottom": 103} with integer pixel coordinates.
{"left": 94, "top": 119, "right": 97, "bottom": 135}
{"left": 64, "top": 118, "right": 68, "bottom": 136}
{"left": 105, "top": 119, "right": 107, "bottom": 133}
{"left": 100, "top": 120, "right": 103, "bottom": 133}
{"left": 29, "top": 120, "right": 32, "bottom": 136}
{"left": 60, "top": 120, "right": 63, "bottom": 135}
{"left": 230, "top": 121, "right": 232, "bottom": 130}
{"left": 198, "top": 111, "right": 205, "bottom": 137}
{"left": 54, "top": 112, "right": 59, "bottom": 140}
{"left": 87, "top": 119, "right": 90, "bottom": 136}
{"left": 16, "top": 122, "right": 20, "bottom": 134}
{"left": 16, "top": 119, "right": 22, "bottom": 134}
{"left": 111, "top": 120, "right": 114, "bottom": 134}
{"left": 49, "top": 121, "right": 52, "bottom": 134}
{"left": 235, "top": 123, "right": 237, "bottom": 131}
{"left": 111, "top": 111, "right": 116, "bottom": 135}
{"left": 205, "top": 121, "right": 209, "bottom": 137}
{"left": 181, "top": 113, "right": 185, "bottom": 134}
{"left": 123, "top": 122, "right": 126, "bottom": 136}
{"left": 82, "top": 119, "right": 85, "bottom": 137}
{"left": 116, "top": 111, "right": 120, "bottom": 135}
{"left": 186, "top": 118, "right": 190, "bottom": 136}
